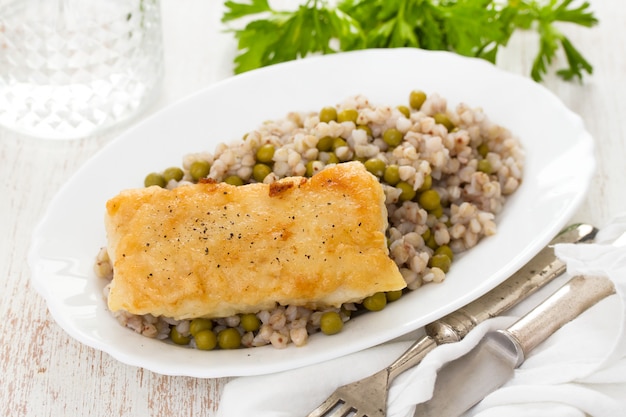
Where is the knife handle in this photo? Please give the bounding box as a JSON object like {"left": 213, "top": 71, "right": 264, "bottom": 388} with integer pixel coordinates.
{"left": 503, "top": 275, "right": 615, "bottom": 366}
{"left": 426, "top": 223, "right": 597, "bottom": 344}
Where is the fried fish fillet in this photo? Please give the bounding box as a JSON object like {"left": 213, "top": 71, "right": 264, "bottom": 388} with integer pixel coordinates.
{"left": 105, "top": 161, "right": 405, "bottom": 320}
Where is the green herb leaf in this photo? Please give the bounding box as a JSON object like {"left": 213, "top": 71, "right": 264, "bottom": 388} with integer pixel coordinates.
{"left": 552, "top": 0, "right": 598, "bottom": 27}
{"left": 222, "top": 0, "right": 271, "bottom": 22}
{"left": 222, "top": 0, "right": 598, "bottom": 82}
{"left": 527, "top": 0, "right": 597, "bottom": 81}
{"left": 557, "top": 35, "right": 593, "bottom": 81}
{"left": 438, "top": 0, "right": 504, "bottom": 59}
{"left": 532, "top": 21, "right": 561, "bottom": 82}
{"left": 231, "top": 19, "right": 282, "bottom": 74}
{"left": 225, "top": 0, "right": 363, "bottom": 74}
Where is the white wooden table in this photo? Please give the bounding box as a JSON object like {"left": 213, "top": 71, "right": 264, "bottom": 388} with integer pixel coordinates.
{"left": 2, "top": 1, "right": 625, "bottom": 416}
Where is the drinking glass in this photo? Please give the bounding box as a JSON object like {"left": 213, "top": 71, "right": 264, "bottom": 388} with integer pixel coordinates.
{"left": 0, "top": 0, "right": 164, "bottom": 139}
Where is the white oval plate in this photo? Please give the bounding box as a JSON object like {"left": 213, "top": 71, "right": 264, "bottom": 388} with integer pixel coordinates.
{"left": 29, "top": 48, "right": 595, "bottom": 378}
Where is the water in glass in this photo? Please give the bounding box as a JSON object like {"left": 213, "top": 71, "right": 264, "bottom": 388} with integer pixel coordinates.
{"left": 0, "top": 0, "right": 164, "bottom": 139}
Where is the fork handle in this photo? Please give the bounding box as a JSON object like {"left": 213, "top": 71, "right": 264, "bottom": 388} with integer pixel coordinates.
{"left": 386, "top": 336, "right": 437, "bottom": 381}
{"left": 425, "top": 223, "right": 595, "bottom": 344}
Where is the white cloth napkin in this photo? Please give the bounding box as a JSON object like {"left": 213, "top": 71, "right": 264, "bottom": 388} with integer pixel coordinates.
{"left": 217, "top": 215, "right": 626, "bottom": 417}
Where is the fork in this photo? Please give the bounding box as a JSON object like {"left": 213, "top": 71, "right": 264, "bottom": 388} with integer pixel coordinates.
{"left": 306, "top": 336, "right": 437, "bottom": 417}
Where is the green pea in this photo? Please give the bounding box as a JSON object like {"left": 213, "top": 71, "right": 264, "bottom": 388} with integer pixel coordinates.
{"left": 190, "top": 160, "right": 211, "bottom": 181}
{"left": 418, "top": 189, "right": 441, "bottom": 211}
{"left": 357, "top": 124, "right": 372, "bottom": 137}
{"left": 409, "top": 90, "right": 427, "bottom": 110}
{"left": 477, "top": 143, "right": 490, "bottom": 158}
{"left": 433, "top": 113, "right": 454, "bottom": 131}
{"left": 337, "top": 108, "right": 358, "bottom": 123}
{"left": 383, "top": 164, "right": 400, "bottom": 186}
{"left": 144, "top": 172, "right": 166, "bottom": 188}
{"left": 305, "top": 160, "right": 317, "bottom": 177}
{"left": 223, "top": 175, "right": 244, "bottom": 186}
{"left": 386, "top": 290, "right": 403, "bottom": 302}
{"left": 252, "top": 163, "right": 272, "bottom": 182}
{"left": 332, "top": 137, "right": 347, "bottom": 151}
{"left": 429, "top": 253, "right": 452, "bottom": 273}
{"left": 422, "top": 228, "right": 431, "bottom": 242}
{"left": 397, "top": 105, "right": 411, "bottom": 118}
{"left": 435, "top": 244, "right": 454, "bottom": 262}
{"left": 417, "top": 174, "right": 432, "bottom": 192}
{"left": 319, "top": 106, "right": 337, "bottom": 123}
{"left": 430, "top": 205, "right": 444, "bottom": 218}
{"left": 194, "top": 329, "right": 217, "bottom": 351}
{"left": 396, "top": 181, "right": 416, "bottom": 202}
{"left": 320, "top": 311, "right": 344, "bottom": 335}
{"left": 425, "top": 234, "right": 438, "bottom": 250}
{"left": 477, "top": 159, "right": 493, "bottom": 174}
{"left": 240, "top": 313, "right": 261, "bottom": 332}
{"left": 170, "top": 326, "right": 190, "bottom": 345}
{"left": 316, "top": 136, "right": 334, "bottom": 152}
{"left": 383, "top": 128, "right": 403, "bottom": 147}
{"left": 364, "top": 158, "right": 386, "bottom": 177}
{"left": 256, "top": 144, "right": 275, "bottom": 163}
{"left": 326, "top": 152, "right": 340, "bottom": 164}
{"left": 362, "top": 292, "right": 387, "bottom": 312}
{"left": 189, "top": 318, "right": 213, "bottom": 337}
{"left": 217, "top": 328, "right": 241, "bottom": 349}
{"left": 163, "top": 167, "right": 184, "bottom": 183}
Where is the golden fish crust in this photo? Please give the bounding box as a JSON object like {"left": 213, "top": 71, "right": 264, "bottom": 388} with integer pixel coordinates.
{"left": 105, "top": 161, "right": 405, "bottom": 320}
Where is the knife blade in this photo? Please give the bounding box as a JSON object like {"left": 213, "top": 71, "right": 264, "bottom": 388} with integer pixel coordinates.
{"left": 385, "top": 223, "right": 596, "bottom": 378}
{"left": 413, "top": 274, "right": 616, "bottom": 417}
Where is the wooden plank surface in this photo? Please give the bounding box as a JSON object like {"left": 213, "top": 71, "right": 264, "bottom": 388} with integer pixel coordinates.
{"left": 1, "top": 1, "right": 624, "bottom": 416}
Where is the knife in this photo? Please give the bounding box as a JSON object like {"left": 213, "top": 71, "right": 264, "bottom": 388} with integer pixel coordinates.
{"left": 387, "top": 223, "right": 596, "bottom": 374}
{"left": 412, "top": 274, "right": 616, "bottom": 416}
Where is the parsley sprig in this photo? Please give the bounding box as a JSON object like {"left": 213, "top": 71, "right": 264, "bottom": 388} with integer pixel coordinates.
{"left": 222, "top": 0, "right": 598, "bottom": 82}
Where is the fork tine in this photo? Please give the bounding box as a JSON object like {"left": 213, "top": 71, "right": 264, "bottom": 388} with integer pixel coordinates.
{"left": 306, "top": 396, "right": 357, "bottom": 417}
{"left": 307, "top": 368, "right": 390, "bottom": 417}
{"left": 306, "top": 396, "right": 341, "bottom": 417}
{"left": 331, "top": 401, "right": 356, "bottom": 417}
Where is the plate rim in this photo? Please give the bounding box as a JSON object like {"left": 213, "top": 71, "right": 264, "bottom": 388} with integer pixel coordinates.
{"left": 28, "top": 48, "right": 595, "bottom": 377}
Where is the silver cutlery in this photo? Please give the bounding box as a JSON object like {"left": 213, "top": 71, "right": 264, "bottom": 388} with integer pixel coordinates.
{"left": 413, "top": 274, "right": 615, "bottom": 416}
{"left": 306, "top": 223, "right": 596, "bottom": 417}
